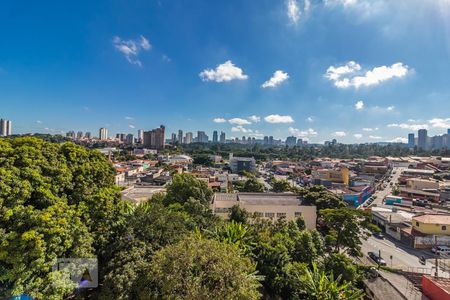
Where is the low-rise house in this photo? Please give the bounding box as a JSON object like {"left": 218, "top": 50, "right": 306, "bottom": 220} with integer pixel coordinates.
{"left": 212, "top": 192, "right": 317, "bottom": 229}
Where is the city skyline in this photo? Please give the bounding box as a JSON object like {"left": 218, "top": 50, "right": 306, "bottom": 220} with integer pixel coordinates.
{"left": 1, "top": 1, "right": 450, "bottom": 142}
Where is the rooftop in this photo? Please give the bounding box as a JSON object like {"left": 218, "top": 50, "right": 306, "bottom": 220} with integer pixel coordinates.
{"left": 213, "top": 192, "right": 304, "bottom": 206}
{"left": 413, "top": 214, "right": 450, "bottom": 224}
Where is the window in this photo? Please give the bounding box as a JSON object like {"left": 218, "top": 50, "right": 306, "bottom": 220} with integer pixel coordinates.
{"left": 416, "top": 221, "right": 419, "bottom": 227}
{"left": 443, "top": 226, "right": 447, "bottom": 231}
{"left": 265, "top": 212, "right": 275, "bottom": 218}
{"left": 277, "top": 212, "right": 287, "bottom": 218}
{"left": 253, "top": 212, "right": 263, "bottom": 217}
{"left": 294, "top": 212, "right": 302, "bottom": 218}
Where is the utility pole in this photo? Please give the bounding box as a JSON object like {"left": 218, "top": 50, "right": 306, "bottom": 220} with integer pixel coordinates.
{"left": 378, "top": 249, "right": 381, "bottom": 270}
{"left": 435, "top": 235, "right": 439, "bottom": 277}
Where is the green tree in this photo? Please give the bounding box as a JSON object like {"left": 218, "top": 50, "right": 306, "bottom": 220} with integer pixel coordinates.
{"left": 141, "top": 236, "right": 262, "bottom": 299}
{"left": 229, "top": 204, "right": 249, "bottom": 224}
{"left": 321, "top": 208, "right": 378, "bottom": 256}
{"left": 240, "top": 178, "right": 265, "bottom": 192}
{"left": 272, "top": 179, "right": 291, "bottom": 192}
{"left": 324, "top": 253, "right": 359, "bottom": 283}
{"left": 300, "top": 185, "right": 347, "bottom": 211}
{"left": 164, "top": 173, "right": 213, "bottom": 206}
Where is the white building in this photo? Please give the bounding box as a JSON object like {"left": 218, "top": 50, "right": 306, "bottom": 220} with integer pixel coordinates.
{"left": 0, "top": 119, "right": 12, "bottom": 136}
{"left": 99, "top": 127, "right": 108, "bottom": 140}
{"left": 229, "top": 154, "right": 256, "bottom": 173}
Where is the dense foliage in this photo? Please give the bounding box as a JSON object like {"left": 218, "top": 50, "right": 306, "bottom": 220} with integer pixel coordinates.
{"left": 1, "top": 137, "right": 371, "bottom": 299}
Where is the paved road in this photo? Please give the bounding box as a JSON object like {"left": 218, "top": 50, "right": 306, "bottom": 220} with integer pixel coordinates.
{"left": 361, "top": 235, "right": 450, "bottom": 277}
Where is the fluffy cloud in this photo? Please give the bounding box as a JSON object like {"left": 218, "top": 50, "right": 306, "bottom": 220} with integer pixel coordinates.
{"left": 306, "top": 116, "right": 314, "bottom": 122}
{"left": 113, "top": 35, "right": 151, "bottom": 66}
{"left": 387, "top": 123, "right": 428, "bottom": 131}
{"left": 362, "top": 127, "right": 378, "bottom": 132}
{"left": 353, "top": 133, "right": 363, "bottom": 139}
{"left": 261, "top": 70, "right": 289, "bottom": 88}
{"left": 289, "top": 127, "right": 318, "bottom": 138}
{"left": 386, "top": 106, "right": 395, "bottom": 111}
{"left": 264, "top": 114, "right": 294, "bottom": 124}
{"left": 369, "top": 135, "right": 382, "bottom": 140}
{"left": 248, "top": 115, "right": 261, "bottom": 123}
{"left": 213, "top": 117, "right": 227, "bottom": 123}
{"left": 429, "top": 118, "right": 450, "bottom": 129}
{"left": 199, "top": 60, "right": 248, "bottom": 82}
{"left": 229, "top": 118, "right": 251, "bottom": 125}
{"left": 389, "top": 137, "right": 408, "bottom": 143}
{"left": 334, "top": 131, "right": 347, "bottom": 137}
{"left": 325, "top": 61, "right": 410, "bottom": 89}
{"left": 129, "top": 124, "right": 135, "bottom": 129}
{"left": 286, "top": 0, "right": 310, "bottom": 24}
{"left": 355, "top": 100, "right": 364, "bottom": 110}
{"left": 231, "top": 126, "right": 252, "bottom": 133}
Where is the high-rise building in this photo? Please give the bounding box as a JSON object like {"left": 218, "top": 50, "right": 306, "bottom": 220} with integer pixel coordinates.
{"left": 286, "top": 136, "right": 297, "bottom": 147}
{"left": 171, "top": 133, "right": 177, "bottom": 144}
{"left": 197, "top": 131, "right": 209, "bottom": 143}
{"left": 85, "top": 132, "right": 92, "bottom": 139}
{"left": 143, "top": 125, "right": 165, "bottom": 150}
{"left": 66, "top": 131, "right": 76, "bottom": 139}
{"left": 297, "top": 139, "right": 303, "bottom": 146}
{"left": 408, "top": 133, "right": 415, "bottom": 148}
{"left": 0, "top": 119, "right": 12, "bottom": 136}
{"left": 116, "top": 133, "right": 126, "bottom": 141}
{"left": 137, "top": 129, "right": 144, "bottom": 143}
{"left": 178, "top": 130, "right": 183, "bottom": 144}
{"left": 263, "top": 136, "right": 269, "bottom": 145}
{"left": 220, "top": 131, "right": 226, "bottom": 143}
{"left": 212, "top": 130, "right": 218, "bottom": 143}
{"left": 99, "top": 128, "right": 108, "bottom": 140}
{"left": 418, "top": 129, "right": 428, "bottom": 150}
{"left": 268, "top": 136, "right": 274, "bottom": 145}
{"left": 185, "top": 132, "right": 193, "bottom": 144}
{"left": 126, "top": 134, "right": 134, "bottom": 144}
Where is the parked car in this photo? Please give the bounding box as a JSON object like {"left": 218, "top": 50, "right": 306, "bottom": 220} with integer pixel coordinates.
{"left": 431, "top": 245, "right": 450, "bottom": 255}
{"left": 373, "top": 232, "right": 385, "bottom": 239}
{"left": 368, "top": 252, "right": 386, "bottom": 266}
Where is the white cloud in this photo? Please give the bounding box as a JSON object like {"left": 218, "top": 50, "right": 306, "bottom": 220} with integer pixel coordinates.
{"left": 325, "top": 61, "right": 361, "bottom": 81}
{"left": 362, "top": 127, "right": 378, "bottom": 132}
{"left": 325, "top": 61, "right": 410, "bottom": 89}
{"left": 213, "top": 117, "right": 227, "bottom": 123}
{"left": 264, "top": 114, "right": 294, "bottom": 124}
{"left": 353, "top": 133, "right": 363, "bottom": 139}
{"left": 387, "top": 123, "right": 428, "bottom": 131}
{"left": 36, "top": 120, "right": 43, "bottom": 124}
{"left": 248, "top": 115, "right": 261, "bottom": 123}
{"left": 334, "top": 131, "right": 347, "bottom": 137}
{"left": 125, "top": 116, "right": 134, "bottom": 120}
{"left": 229, "top": 118, "right": 251, "bottom": 125}
{"left": 286, "top": 0, "right": 311, "bottom": 24}
{"left": 289, "top": 127, "right": 318, "bottom": 138}
{"left": 306, "top": 116, "right": 314, "bottom": 122}
{"left": 231, "top": 126, "right": 252, "bottom": 133}
{"left": 113, "top": 35, "right": 151, "bottom": 66}
{"left": 386, "top": 106, "right": 395, "bottom": 111}
{"left": 389, "top": 137, "right": 407, "bottom": 143}
{"left": 129, "top": 125, "right": 135, "bottom": 129}
{"left": 369, "top": 135, "right": 382, "bottom": 140}
{"left": 429, "top": 118, "right": 450, "bottom": 129}
{"left": 261, "top": 70, "right": 289, "bottom": 88}
{"left": 355, "top": 100, "right": 364, "bottom": 110}
{"left": 199, "top": 60, "right": 248, "bottom": 82}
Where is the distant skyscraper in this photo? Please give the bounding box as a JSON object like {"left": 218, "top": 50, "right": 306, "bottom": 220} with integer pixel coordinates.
{"left": 197, "top": 131, "right": 208, "bottom": 143}
{"left": 66, "top": 131, "right": 76, "bottom": 139}
{"left": 143, "top": 125, "right": 165, "bottom": 150}
{"left": 408, "top": 133, "right": 415, "bottom": 148}
{"left": 0, "top": 119, "right": 12, "bottom": 136}
{"left": 76, "top": 131, "right": 83, "bottom": 139}
{"left": 99, "top": 128, "right": 108, "bottom": 140}
{"left": 286, "top": 136, "right": 297, "bottom": 147}
{"left": 418, "top": 129, "right": 427, "bottom": 150}
{"left": 268, "top": 136, "right": 274, "bottom": 145}
{"left": 85, "top": 132, "right": 92, "bottom": 139}
{"left": 185, "top": 132, "right": 193, "bottom": 144}
{"left": 171, "top": 133, "right": 177, "bottom": 144}
{"left": 212, "top": 130, "right": 218, "bottom": 143}
{"left": 220, "top": 131, "right": 226, "bottom": 143}
{"left": 137, "top": 129, "right": 144, "bottom": 143}
{"left": 126, "top": 134, "right": 134, "bottom": 144}
{"left": 263, "top": 136, "right": 269, "bottom": 145}
{"left": 448, "top": 129, "right": 450, "bottom": 135}
{"left": 178, "top": 130, "right": 183, "bottom": 144}
{"left": 297, "top": 139, "right": 303, "bottom": 146}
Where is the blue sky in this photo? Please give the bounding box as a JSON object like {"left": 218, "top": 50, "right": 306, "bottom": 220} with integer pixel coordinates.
{"left": 1, "top": 0, "right": 450, "bottom": 143}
